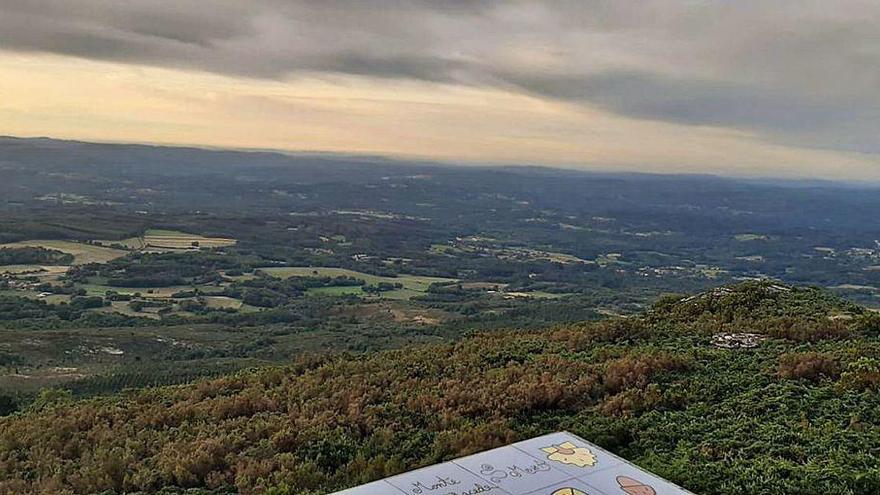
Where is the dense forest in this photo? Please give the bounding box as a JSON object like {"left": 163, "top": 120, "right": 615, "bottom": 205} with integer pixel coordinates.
{"left": 2, "top": 282, "right": 879, "bottom": 495}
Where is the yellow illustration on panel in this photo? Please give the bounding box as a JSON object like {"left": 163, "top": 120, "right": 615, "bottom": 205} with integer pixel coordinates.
{"left": 541, "top": 441, "right": 597, "bottom": 467}
{"left": 551, "top": 488, "right": 586, "bottom": 495}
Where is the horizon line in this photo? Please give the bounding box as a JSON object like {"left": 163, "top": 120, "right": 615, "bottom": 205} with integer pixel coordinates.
{"left": 3, "top": 133, "right": 879, "bottom": 188}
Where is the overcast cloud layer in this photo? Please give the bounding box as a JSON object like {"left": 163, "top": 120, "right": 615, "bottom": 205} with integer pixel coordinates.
{"left": 1, "top": 0, "right": 879, "bottom": 159}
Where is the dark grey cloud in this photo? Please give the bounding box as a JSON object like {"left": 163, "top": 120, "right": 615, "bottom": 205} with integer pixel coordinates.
{"left": 1, "top": 0, "right": 879, "bottom": 154}
{"left": 505, "top": 70, "right": 880, "bottom": 153}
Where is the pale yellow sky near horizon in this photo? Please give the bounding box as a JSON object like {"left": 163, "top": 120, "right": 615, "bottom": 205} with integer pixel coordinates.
{"left": 2, "top": 52, "right": 879, "bottom": 180}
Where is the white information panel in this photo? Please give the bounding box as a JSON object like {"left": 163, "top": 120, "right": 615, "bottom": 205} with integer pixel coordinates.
{"left": 331, "top": 431, "right": 695, "bottom": 495}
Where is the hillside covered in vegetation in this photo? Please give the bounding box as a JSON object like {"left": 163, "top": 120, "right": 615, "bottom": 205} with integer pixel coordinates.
{"left": 2, "top": 282, "right": 880, "bottom": 495}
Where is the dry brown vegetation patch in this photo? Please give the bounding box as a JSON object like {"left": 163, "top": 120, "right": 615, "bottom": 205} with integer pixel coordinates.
{"left": 777, "top": 352, "right": 841, "bottom": 382}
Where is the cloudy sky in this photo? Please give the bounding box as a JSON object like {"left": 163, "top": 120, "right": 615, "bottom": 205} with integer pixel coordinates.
{"left": 1, "top": 1, "right": 879, "bottom": 180}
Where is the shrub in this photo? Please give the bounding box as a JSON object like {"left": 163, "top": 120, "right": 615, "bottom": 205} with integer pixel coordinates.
{"left": 777, "top": 352, "right": 840, "bottom": 382}
{"left": 839, "top": 357, "right": 880, "bottom": 391}
{"left": 550, "top": 318, "right": 650, "bottom": 351}
{"left": 603, "top": 352, "right": 689, "bottom": 394}
{"left": 600, "top": 384, "right": 664, "bottom": 417}
{"left": 767, "top": 317, "right": 850, "bottom": 342}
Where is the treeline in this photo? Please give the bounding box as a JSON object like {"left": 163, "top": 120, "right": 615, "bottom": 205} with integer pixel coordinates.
{"left": 67, "top": 252, "right": 262, "bottom": 288}
{"left": 0, "top": 247, "right": 74, "bottom": 266}
{"left": 3, "top": 282, "right": 880, "bottom": 494}
{"left": 0, "top": 291, "right": 354, "bottom": 331}
{"left": 224, "top": 275, "right": 365, "bottom": 308}
{"left": 0, "top": 295, "right": 106, "bottom": 322}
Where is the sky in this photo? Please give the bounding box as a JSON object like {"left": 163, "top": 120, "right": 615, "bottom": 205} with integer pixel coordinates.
{"left": 1, "top": 1, "right": 879, "bottom": 180}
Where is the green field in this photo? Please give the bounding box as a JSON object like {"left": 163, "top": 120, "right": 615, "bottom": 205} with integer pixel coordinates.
{"left": 0, "top": 240, "right": 126, "bottom": 264}
{"left": 79, "top": 283, "right": 198, "bottom": 298}
{"left": 259, "top": 266, "right": 455, "bottom": 299}
{"left": 202, "top": 295, "right": 244, "bottom": 309}
{"left": 93, "top": 236, "right": 146, "bottom": 250}
{"left": 306, "top": 285, "right": 367, "bottom": 297}
{"left": 734, "top": 233, "right": 770, "bottom": 241}
{"left": 143, "top": 229, "right": 236, "bottom": 250}
{"left": 95, "top": 229, "right": 237, "bottom": 252}
{"left": 502, "top": 290, "right": 566, "bottom": 299}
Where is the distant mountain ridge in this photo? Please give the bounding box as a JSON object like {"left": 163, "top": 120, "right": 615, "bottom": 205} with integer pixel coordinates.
{"left": 2, "top": 135, "right": 877, "bottom": 187}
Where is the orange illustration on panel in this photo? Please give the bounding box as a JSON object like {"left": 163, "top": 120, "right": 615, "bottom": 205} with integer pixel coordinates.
{"left": 616, "top": 476, "right": 657, "bottom": 495}
{"left": 540, "top": 441, "right": 597, "bottom": 467}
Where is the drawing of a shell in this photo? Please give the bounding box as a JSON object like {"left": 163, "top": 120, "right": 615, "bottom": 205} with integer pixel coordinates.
{"left": 616, "top": 476, "right": 657, "bottom": 495}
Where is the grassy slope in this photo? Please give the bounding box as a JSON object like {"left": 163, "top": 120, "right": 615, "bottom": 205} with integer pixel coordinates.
{"left": 2, "top": 282, "right": 880, "bottom": 495}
